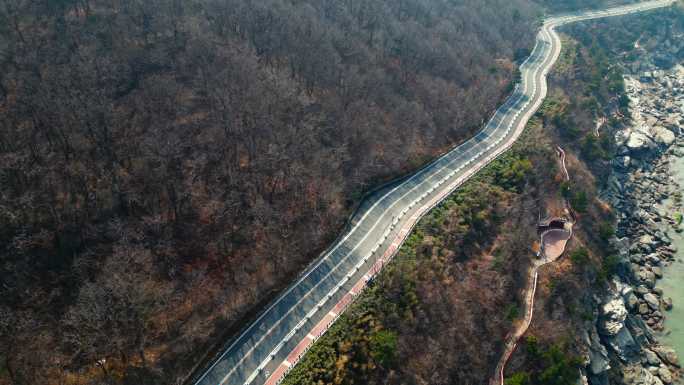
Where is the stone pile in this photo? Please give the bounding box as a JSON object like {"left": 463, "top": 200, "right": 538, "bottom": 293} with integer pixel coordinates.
{"left": 587, "top": 65, "right": 684, "bottom": 385}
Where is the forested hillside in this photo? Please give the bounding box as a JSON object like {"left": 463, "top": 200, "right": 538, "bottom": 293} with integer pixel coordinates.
{"left": 0, "top": 0, "right": 627, "bottom": 384}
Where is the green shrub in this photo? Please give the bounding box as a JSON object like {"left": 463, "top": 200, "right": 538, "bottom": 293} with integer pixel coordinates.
{"left": 538, "top": 345, "right": 583, "bottom": 385}
{"left": 370, "top": 330, "right": 397, "bottom": 367}
{"left": 506, "top": 303, "right": 521, "bottom": 321}
{"left": 506, "top": 372, "right": 531, "bottom": 385}
{"left": 674, "top": 212, "right": 683, "bottom": 226}
{"left": 601, "top": 254, "right": 621, "bottom": 279}
{"left": 618, "top": 94, "right": 631, "bottom": 107}
{"left": 559, "top": 181, "right": 572, "bottom": 199}
{"left": 570, "top": 190, "right": 588, "bottom": 212}
{"left": 490, "top": 155, "right": 533, "bottom": 192}
{"left": 506, "top": 341, "right": 581, "bottom": 385}
{"left": 598, "top": 222, "right": 615, "bottom": 241}
{"left": 570, "top": 248, "right": 589, "bottom": 265}
{"left": 525, "top": 335, "right": 540, "bottom": 359}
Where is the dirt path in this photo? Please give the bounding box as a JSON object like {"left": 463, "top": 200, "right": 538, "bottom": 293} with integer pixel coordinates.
{"left": 490, "top": 145, "right": 574, "bottom": 385}
{"left": 557, "top": 146, "right": 570, "bottom": 182}
{"left": 489, "top": 245, "right": 568, "bottom": 385}
{"left": 490, "top": 263, "right": 541, "bottom": 385}
{"left": 594, "top": 117, "right": 607, "bottom": 137}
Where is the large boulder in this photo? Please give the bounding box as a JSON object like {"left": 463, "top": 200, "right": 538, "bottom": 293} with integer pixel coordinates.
{"left": 638, "top": 268, "right": 657, "bottom": 288}
{"left": 653, "top": 346, "right": 680, "bottom": 367}
{"left": 626, "top": 131, "right": 656, "bottom": 154}
{"left": 652, "top": 126, "right": 676, "bottom": 146}
{"left": 600, "top": 296, "right": 641, "bottom": 361}
{"left": 585, "top": 327, "right": 611, "bottom": 376}
{"left": 639, "top": 234, "right": 656, "bottom": 247}
{"left": 600, "top": 298, "right": 628, "bottom": 335}
{"left": 651, "top": 266, "right": 663, "bottom": 278}
{"left": 626, "top": 292, "right": 640, "bottom": 310}
{"left": 645, "top": 349, "right": 662, "bottom": 366}
{"left": 608, "top": 327, "right": 640, "bottom": 362}
{"left": 644, "top": 293, "right": 661, "bottom": 310}
{"left": 626, "top": 314, "right": 655, "bottom": 346}
{"left": 658, "top": 367, "right": 673, "bottom": 384}
{"left": 622, "top": 364, "right": 665, "bottom": 385}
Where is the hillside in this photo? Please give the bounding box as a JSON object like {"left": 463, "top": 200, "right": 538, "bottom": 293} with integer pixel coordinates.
{"left": 1, "top": 0, "right": 538, "bottom": 384}
{"left": 0, "top": 0, "right": 652, "bottom": 384}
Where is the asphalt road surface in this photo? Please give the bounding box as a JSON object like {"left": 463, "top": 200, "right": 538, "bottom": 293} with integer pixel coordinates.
{"left": 192, "top": 1, "right": 675, "bottom": 385}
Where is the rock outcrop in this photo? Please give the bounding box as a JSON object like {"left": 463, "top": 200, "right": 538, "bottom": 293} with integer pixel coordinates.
{"left": 586, "top": 62, "right": 684, "bottom": 385}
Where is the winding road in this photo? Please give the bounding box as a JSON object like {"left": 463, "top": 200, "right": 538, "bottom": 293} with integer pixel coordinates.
{"left": 191, "top": 2, "right": 675, "bottom": 385}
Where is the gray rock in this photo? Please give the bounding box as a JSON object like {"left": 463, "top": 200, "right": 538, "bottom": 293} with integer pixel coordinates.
{"left": 663, "top": 297, "right": 673, "bottom": 310}
{"left": 601, "top": 298, "right": 629, "bottom": 335}
{"left": 652, "top": 126, "right": 676, "bottom": 146}
{"left": 658, "top": 367, "right": 673, "bottom": 384}
{"left": 663, "top": 245, "right": 677, "bottom": 253}
{"left": 633, "top": 263, "right": 644, "bottom": 277}
{"left": 587, "top": 328, "right": 611, "bottom": 375}
{"left": 607, "top": 326, "right": 640, "bottom": 362}
{"left": 646, "top": 349, "right": 662, "bottom": 366}
{"left": 653, "top": 346, "right": 680, "bottom": 367}
{"left": 627, "top": 292, "right": 640, "bottom": 310}
{"left": 615, "top": 237, "right": 631, "bottom": 253}
{"left": 651, "top": 266, "right": 663, "bottom": 278}
{"left": 627, "top": 131, "right": 656, "bottom": 154}
{"left": 622, "top": 364, "right": 665, "bottom": 385}
{"left": 637, "top": 285, "right": 651, "bottom": 295}
{"left": 638, "top": 269, "right": 657, "bottom": 288}
{"left": 629, "top": 313, "right": 654, "bottom": 344}
{"left": 644, "top": 293, "right": 661, "bottom": 310}
{"left": 646, "top": 253, "right": 663, "bottom": 265}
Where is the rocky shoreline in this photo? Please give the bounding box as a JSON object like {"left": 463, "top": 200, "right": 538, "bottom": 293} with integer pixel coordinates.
{"left": 583, "top": 65, "right": 684, "bottom": 385}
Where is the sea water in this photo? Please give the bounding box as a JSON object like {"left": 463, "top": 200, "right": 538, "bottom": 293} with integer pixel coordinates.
{"left": 659, "top": 154, "right": 684, "bottom": 378}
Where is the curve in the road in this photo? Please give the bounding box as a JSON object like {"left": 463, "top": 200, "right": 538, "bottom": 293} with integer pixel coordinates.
{"left": 191, "top": 2, "right": 675, "bottom": 385}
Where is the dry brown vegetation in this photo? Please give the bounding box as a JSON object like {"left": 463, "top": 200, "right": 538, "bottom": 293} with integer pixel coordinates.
{"left": 0, "top": 0, "right": 651, "bottom": 384}
{"left": 0, "top": 0, "right": 542, "bottom": 383}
